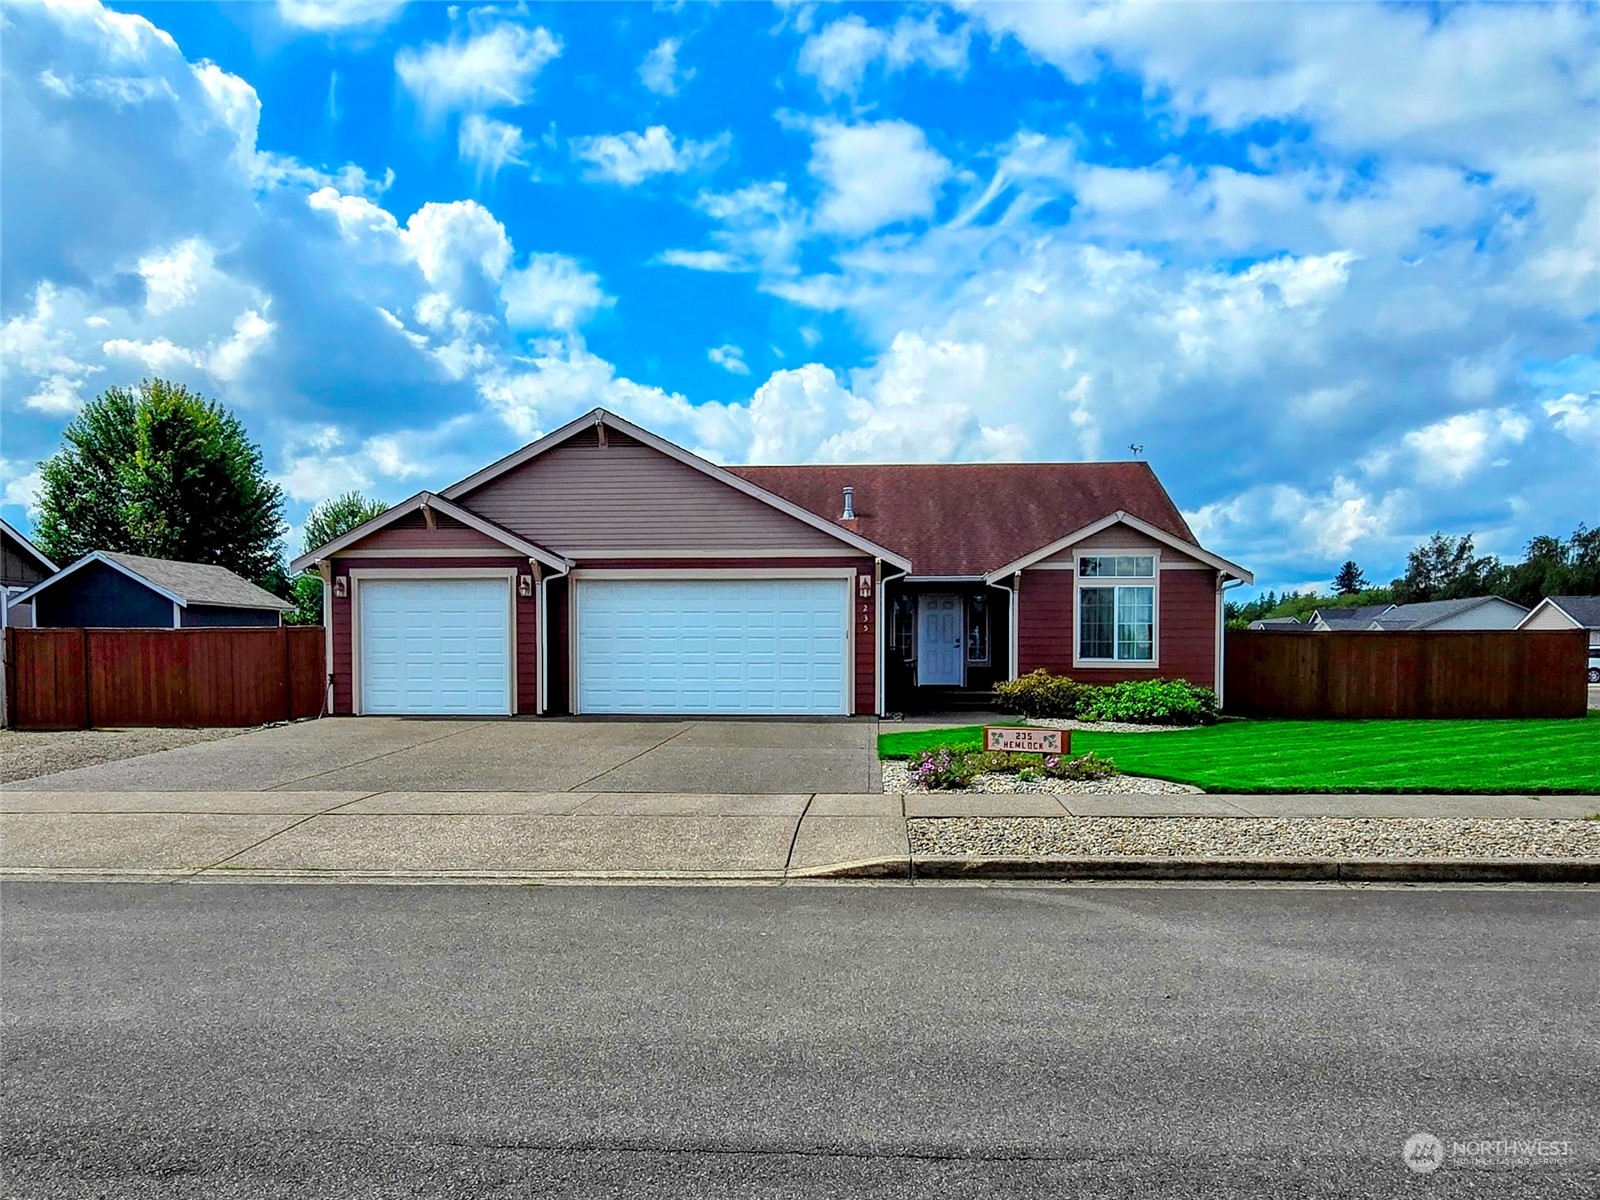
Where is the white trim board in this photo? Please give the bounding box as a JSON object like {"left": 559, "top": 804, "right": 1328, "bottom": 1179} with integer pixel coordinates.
{"left": 0, "top": 518, "right": 57, "bottom": 575}
{"left": 983, "top": 511, "right": 1253, "bottom": 585}
{"left": 292, "top": 492, "right": 567, "bottom": 574}
{"left": 439, "top": 408, "right": 913, "bottom": 572}
{"left": 1071, "top": 548, "right": 1162, "bottom": 671}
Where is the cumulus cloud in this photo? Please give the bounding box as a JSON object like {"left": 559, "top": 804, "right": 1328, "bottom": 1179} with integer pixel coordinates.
{"left": 639, "top": 37, "right": 691, "bottom": 96}
{"left": 395, "top": 22, "right": 561, "bottom": 116}
{"left": 798, "top": 12, "right": 969, "bottom": 97}
{"left": 277, "top": 0, "right": 407, "bottom": 32}
{"left": 707, "top": 344, "right": 749, "bottom": 375}
{"left": 808, "top": 119, "right": 951, "bottom": 235}
{"left": 570, "top": 126, "right": 727, "bottom": 186}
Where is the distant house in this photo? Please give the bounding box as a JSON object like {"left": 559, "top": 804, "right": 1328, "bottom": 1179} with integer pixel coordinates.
{"left": 1518, "top": 596, "right": 1600, "bottom": 683}
{"left": 1247, "top": 616, "right": 1313, "bottom": 631}
{"left": 1, "top": 519, "right": 57, "bottom": 628}
{"left": 11, "top": 551, "right": 293, "bottom": 628}
{"left": 1306, "top": 597, "right": 1528, "bottom": 632}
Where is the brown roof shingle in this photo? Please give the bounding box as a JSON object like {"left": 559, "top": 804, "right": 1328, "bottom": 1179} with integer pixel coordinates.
{"left": 728, "top": 461, "right": 1195, "bottom": 577}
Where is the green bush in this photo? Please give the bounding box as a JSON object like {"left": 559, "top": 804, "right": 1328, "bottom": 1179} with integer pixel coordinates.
{"left": 903, "top": 746, "right": 1119, "bottom": 789}
{"left": 1077, "top": 679, "right": 1219, "bottom": 725}
{"left": 993, "top": 669, "right": 1090, "bottom": 719}
{"left": 908, "top": 747, "right": 978, "bottom": 790}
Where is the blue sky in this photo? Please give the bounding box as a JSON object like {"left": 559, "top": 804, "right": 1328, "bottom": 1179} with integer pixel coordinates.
{"left": 1, "top": 0, "right": 1596, "bottom": 596}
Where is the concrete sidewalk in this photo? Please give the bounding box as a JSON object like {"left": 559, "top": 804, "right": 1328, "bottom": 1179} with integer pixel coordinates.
{"left": 1, "top": 789, "right": 1595, "bottom": 883}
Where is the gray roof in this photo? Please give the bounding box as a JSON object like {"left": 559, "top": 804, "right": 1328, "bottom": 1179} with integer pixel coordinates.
{"left": 1313, "top": 604, "right": 1394, "bottom": 626}
{"left": 1545, "top": 595, "right": 1600, "bottom": 629}
{"left": 1376, "top": 596, "right": 1526, "bottom": 629}
{"left": 98, "top": 552, "right": 294, "bottom": 611}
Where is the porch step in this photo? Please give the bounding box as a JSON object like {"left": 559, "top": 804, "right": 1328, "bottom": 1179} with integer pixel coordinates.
{"left": 902, "top": 688, "right": 999, "bottom": 714}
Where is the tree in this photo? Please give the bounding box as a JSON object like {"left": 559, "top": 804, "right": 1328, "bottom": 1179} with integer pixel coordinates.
{"left": 286, "top": 492, "right": 389, "bottom": 625}
{"left": 33, "top": 379, "right": 284, "bottom": 588}
{"left": 1391, "top": 532, "right": 1502, "bottom": 603}
{"left": 1494, "top": 525, "right": 1600, "bottom": 607}
{"left": 1332, "top": 560, "right": 1368, "bottom": 596}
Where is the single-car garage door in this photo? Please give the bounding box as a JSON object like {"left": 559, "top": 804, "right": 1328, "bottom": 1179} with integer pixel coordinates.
{"left": 576, "top": 578, "right": 850, "bottom": 715}
{"left": 359, "top": 578, "right": 511, "bottom": 715}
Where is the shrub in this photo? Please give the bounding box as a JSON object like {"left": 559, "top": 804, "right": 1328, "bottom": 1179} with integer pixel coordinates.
{"left": 909, "top": 747, "right": 978, "bottom": 790}
{"left": 1040, "top": 751, "right": 1118, "bottom": 780}
{"left": 993, "top": 669, "right": 1090, "bottom": 719}
{"left": 1077, "top": 679, "right": 1219, "bottom": 726}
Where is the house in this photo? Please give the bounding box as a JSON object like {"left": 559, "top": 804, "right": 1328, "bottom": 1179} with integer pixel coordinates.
{"left": 11, "top": 551, "right": 294, "bottom": 628}
{"left": 291, "top": 408, "right": 1252, "bottom": 718}
{"left": 1307, "top": 597, "right": 1529, "bottom": 632}
{"left": 1247, "top": 616, "right": 1311, "bottom": 631}
{"left": 1518, "top": 596, "right": 1600, "bottom": 682}
{"left": 1, "top": 519, "right": 57, "bottom": 629}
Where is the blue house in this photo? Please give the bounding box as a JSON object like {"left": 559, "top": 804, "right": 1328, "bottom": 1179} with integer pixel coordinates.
{"left": 11, "top": 551, "right": 293, "bottom": 628}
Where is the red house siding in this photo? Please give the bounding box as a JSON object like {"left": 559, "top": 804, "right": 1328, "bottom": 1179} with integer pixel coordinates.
{"left": 330, "top": 556, "right": 533, "bottom": 715}
{"left": 1016, "top": 568, "right": 1217, "bottom": 689}
{"left": 574, "top": 557, "right": 876, "bottom": 715}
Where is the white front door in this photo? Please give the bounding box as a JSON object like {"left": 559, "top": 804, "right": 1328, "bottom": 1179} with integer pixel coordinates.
{"left": 575, "top": 577, "right": 850, "bottom": 715}
{"left": 917, "top": 593, "right": 964, "bottom": 686}
{"left": 359, "top": 578, "right": 512, "bottom": 715}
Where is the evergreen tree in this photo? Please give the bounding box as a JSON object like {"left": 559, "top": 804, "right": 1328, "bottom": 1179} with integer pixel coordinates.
{"left": 1332, "top": 560, "right": 1368, "bottom": 596}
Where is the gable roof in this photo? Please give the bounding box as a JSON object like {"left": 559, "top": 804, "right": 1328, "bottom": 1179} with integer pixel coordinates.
{"left": 1518, "top": 594, "right": 1600, "bottom": 630}
{"left": 11, "top": 551, "right": 294, "bottom": 611}
{"left": 1311, "top": 604, "right": 1395, "bottom": 628}
{"left": 290, "top": 491, "right": 569, "bottom": 574}
{"left": 1375, "top": 596, "right": 1528, "bottom": 629}
{"left": 729, "top": 460, "right": 1204, "bottom": 578}
{"left": 0, "top": 518, "right": 57, "bottom": 577}
{"left": 441, "top": 409, "right": 912, "bottom": 570}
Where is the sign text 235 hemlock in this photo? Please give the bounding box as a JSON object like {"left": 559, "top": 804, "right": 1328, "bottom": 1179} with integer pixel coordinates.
{"left": 290, "top": 408, "right": 1252, "bottom": 718}
{"left": 984, "top": 726, "right": 1071, "bottom": 755}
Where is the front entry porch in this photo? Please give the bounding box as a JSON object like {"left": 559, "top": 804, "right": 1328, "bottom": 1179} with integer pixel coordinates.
{"left": 884, "top": 582, "right": 1012, "bottom": 713}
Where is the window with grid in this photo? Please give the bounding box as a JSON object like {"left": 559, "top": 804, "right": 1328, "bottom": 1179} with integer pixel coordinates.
{"left": 1077, "top": 555, "right": 1155, "bottom": 662}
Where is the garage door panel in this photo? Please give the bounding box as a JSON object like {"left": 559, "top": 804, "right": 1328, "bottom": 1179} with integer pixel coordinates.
{"left": 577, "top": 578, "right": 849, "bottom": 715}
{"left": 360, "top": 578, "right": 511, "bottom": 716}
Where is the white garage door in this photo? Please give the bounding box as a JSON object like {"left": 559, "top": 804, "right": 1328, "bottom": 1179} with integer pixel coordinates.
{"left": 576, "top": 578, "right": 850, "bottom": 715}
{"left": 359, "top": 578, "right": 511, "bottom": 715}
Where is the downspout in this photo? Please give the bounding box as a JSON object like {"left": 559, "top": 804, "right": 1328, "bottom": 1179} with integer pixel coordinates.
{"left": 317, "top": 561, "right": 333, "bottom": 716}
{"left": 1217, "top": 575, "right": 1246, "bottom": 709}
{"left": 538, "top": 560, "right": 572, "bottom": 716}
{"left": 875, "top": 559, "right": 908, "bottom": 715}
{"left": 988, "top": 572, "right": 1021, "bottom": 680}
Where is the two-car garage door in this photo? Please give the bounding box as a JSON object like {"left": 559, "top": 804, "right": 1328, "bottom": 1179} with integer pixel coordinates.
{"left": 576, "top": 578, "right": 850, "bottom": 715}
{"left": 356, "top": 574, "right": 852, "bottom": 716}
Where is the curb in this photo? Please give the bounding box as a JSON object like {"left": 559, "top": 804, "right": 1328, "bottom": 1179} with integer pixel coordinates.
{"left": 902, "top": 856, "right": 1600, "bottom": 883}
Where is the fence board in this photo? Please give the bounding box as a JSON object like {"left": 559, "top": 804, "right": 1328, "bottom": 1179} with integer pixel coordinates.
{"left": 4, "top": 626, "right": 325, "bottom": 729}
{"left": 1224, "top": 629, "right": 1588, "bottom": 719}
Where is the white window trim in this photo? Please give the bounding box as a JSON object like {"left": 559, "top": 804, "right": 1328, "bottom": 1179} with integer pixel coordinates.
{"left": 347, "top": 568, "right": 519, "bottom": 717}
{"left": 1071, "top": 549, "right": 1160, "bottom": 670}
{"left": 965, "top": 594, "right": 990, "bottom": 665}
{"left": 567, "top": 567, "right": 857, "bottom": 716}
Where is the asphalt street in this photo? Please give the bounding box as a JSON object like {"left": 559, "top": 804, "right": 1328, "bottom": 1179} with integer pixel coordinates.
{"left": 3, "top": 882, "right": 1596, "bottom": 1198}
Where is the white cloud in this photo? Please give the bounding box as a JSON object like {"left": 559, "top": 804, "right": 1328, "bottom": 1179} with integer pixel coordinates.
{"left": 798, "top": 13, "right": 969, "bottom": 97}
{"left": 655, "top": 248, "right": 744, "bottom": 272}
{"left": 395, "top": 23, "right": 561, "bottom": 116}
{"left": 1399, "top": 408, "right": 1530, "bottom": 484}
{"left": 708, "top": 344, "right": 749, "bottom": 375}
{"left": 639, "top": 37, "right": 692, "bottom": 96}
{"left": 23, "top": 375, "right": 84, "bottom": 416}
{"left": 277, "top": 0, "right": 407, "bottom": 32}
{"left": 570, "top": 126, "right": 726, "bottom": 186}
{"left": 458, "top": 114, "right": 529, "bottom": 180}
{"left": 502, "top": 254, "right": 609, "bottom": 331}
{"left": 1544, "top": 391, "right": 1600, "bottom": 446}
{"left": 138, "top": 238, "right": 213, "bottom": 314}
{"left": 808, "top": 120, "right": 951, "bottom": 235}
{"left": 101, "top": 335, "right": 205, "bottom": 372}
{"left": 209, "top": 309, "right": 275, "bottom": 381}
{"left": 0, "top": 460, "right": 43, "bottom": 514}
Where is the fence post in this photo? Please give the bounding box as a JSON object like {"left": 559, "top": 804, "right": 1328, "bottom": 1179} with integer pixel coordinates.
{"left": 283, "top": 625, "right": 293, "bottom": 723}
{"left": 80, "top": 626, "right": 92, "bottom": 729}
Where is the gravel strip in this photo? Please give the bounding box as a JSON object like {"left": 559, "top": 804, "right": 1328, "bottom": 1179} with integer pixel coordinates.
{"left": 882, "top": 761, "right": 1197, "bottom": 795}
{"left": 910, "top": 816, "right": 1600, "bottom": 860}
{"left": 0, "top": 726, "right": 255, "bottom": 784}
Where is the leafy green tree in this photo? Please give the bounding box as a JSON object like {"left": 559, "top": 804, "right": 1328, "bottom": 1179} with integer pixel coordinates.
{"left": 1391, "top": 532, "right": 1502, "bottom": 603}
{"left": 1332, "top": 560, "right": 1368, "bottom": 596}
{"left": 1494, "top": 525, "right": 1600, "bottom": 607}
{"left": 33, "top": 378, "right": 285, "bottom": 588}
{"left": 286, "top": 492, "right": 389, "bottom": 625}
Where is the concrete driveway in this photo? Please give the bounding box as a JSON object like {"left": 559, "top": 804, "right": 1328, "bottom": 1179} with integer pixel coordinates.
{"left": 9, "top": 716, "right": 881, "bottom": 795}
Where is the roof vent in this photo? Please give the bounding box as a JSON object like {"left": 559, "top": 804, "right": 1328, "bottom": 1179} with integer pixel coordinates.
{"left": 840, "top": 486, "right": 855, "bottom": 521}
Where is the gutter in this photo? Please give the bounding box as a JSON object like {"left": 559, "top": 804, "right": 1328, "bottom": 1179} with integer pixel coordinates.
{"left": 876, "top": 559, "right": 909, "bottom": 715}
{"left": 537, "top": 559, "right": 572, "bottom": 716}
{"left": 988, "top": 573, "right": 1020, "bottom": 682}
{"left": 1216, "top": 575, "right": 1247, "bottom": 709}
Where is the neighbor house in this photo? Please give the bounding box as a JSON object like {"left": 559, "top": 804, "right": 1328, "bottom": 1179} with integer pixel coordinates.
{"left": 1518, "top": 596, "right": 1600, "bottom": 682}
{"left": 12, "top": 551, "right": 294, "bottom": 628}
{"left": 291, "top": 408, "right": 1252, "bottom": 718}
{"left": 1, "top": 519, "right": 56, "bottom": 629}
{"left": 1307, "top": 597, "right": 1528, "bottom": 632}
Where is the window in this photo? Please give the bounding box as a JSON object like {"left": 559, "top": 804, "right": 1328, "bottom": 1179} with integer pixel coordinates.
{"left": 890, "top": 594, "right": 916, "bottom": 662}
{"left": 966, "top": 594, "right": 989, "bottom": 663}
{"left": 1077, "top": 554, "right": 1155, "bottom": 663}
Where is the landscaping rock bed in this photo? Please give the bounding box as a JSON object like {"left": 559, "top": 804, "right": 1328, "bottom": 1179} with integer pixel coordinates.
{"left": 1021, "top": 717, "right": 1195, "bottom": 735}
{"left": 0, "top": 726, "right": 253, "bottom": 784}
{"left": 909, "top": 816, "right": 1600, "bottom": 859}
{"left": 882, "top": 760, "right": 1198, "bottom": 795}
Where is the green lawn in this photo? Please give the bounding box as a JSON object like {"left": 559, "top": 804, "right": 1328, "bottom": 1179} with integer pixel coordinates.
{"left": 877, "top": 714, "right": 1600, "bottom": 794}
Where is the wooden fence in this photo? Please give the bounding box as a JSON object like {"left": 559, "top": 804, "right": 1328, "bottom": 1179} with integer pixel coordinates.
{"left": 1223, "top": 629, "right": 1588, "bottom": 719}
{"left": 3, "top": 626, "right": 325, "bottom": 730}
